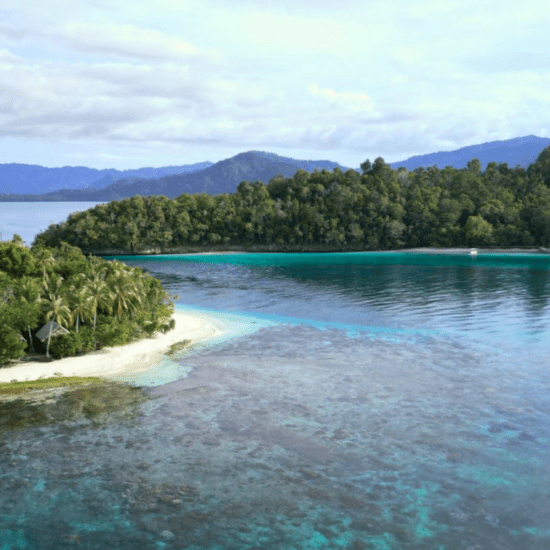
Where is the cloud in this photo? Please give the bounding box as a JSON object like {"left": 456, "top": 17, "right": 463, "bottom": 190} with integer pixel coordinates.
{"left": 308, "top": 84, "right": 377, "bottom": 114}
{"left": 0, "top": 0, "right": 549, "bottom": 170}
{"left": 235, "top": 10, "right": 350, "bottom": 53}
{"left": 55, "top": 22, "right": 201, "bottom": 62}
{"left": 465, "top": 52, "right": 550, "bottom": 74}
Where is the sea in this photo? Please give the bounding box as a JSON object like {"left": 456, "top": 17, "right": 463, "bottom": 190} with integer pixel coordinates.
{"left": 1, "top": 202, "right": 550, "bottom": 550}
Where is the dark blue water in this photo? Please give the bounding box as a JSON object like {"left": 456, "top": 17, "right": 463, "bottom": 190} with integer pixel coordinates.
{"left": 1, "top": 253, "right": 550, "bottom": 549}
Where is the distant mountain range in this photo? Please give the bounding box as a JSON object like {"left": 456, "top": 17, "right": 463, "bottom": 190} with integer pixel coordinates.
{"left": 389, "top": 135, "right": 550, "bottom": 171}
{"left": 0, "top": 161, "right": 213, "bottom": 195}
{"left": 1, "top": 136, "right": 550, "bottom": 202}
{"left": 0, "top": 151, "right": 348, "bottom": 201}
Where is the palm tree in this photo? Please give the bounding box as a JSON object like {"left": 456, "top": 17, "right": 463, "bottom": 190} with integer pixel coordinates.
{"left": 41, "top": 272, "right": 64, "bottom": 296}
{"left": 16, "top": 276, "right": 43, "bottom": 352}
{"left": 43, "top": 293, "right": 71, "bottom": 358}
{"left": 68, "top": 286, "right": 93, "bottom": 334}
{"left": 108, "top": 270, "right": 143, "bottom": 319}
{"left": 85, "top": 274, "right": 113, "bottom": 345}
{"left": 87, "top": 255, "right": 107, "bottom": 279}
{"left": 33, "top": 247, "right": 55, "bottom": 283}
{"left": 69, "top": 272, "right": 88, "bottom": 292}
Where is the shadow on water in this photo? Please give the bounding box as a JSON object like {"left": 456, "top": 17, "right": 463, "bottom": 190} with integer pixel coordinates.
{"left": 0, "top": 381, "right": 151, "bottom": 430}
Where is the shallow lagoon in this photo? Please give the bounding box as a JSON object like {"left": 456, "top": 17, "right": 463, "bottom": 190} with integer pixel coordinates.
{"left": 1, "top": 252, "right": 550, "bottom": 549}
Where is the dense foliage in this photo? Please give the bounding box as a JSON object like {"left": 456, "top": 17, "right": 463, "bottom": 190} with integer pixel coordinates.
{"left": 34, "top": 147, "right": 550, "bottom": 253}
{"left": 0, "top": 238, "right": 175, "bottom": 364}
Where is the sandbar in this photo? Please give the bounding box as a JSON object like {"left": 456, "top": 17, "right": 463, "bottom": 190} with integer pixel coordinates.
{"left": 0, "top": 311, "right": 226, "bottom": 383}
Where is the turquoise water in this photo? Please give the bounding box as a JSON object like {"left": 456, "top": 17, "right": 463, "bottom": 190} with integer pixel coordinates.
{"left": 105, "top": 250, "right": 550, "bottom": 268}
{"left": 1, "top": 252, "right": 550, "bottom": 549}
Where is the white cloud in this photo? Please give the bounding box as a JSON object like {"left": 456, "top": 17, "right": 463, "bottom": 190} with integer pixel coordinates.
{"left": 55, "top": 22, "right": 200, "bottom": 62}
{"left": 0, "top": 0, "right": 548, "bottom": 169}
{"left": 237, "top": 10, "right": 350, "bottom": 53}
{"left": 308, "top": 84, "right": 377, "bottom": 114}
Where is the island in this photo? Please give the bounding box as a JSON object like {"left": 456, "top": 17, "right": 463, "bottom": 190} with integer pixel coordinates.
{"left": 0, "top": 237, "right": 224, "bottom": 382}
{"left": 33, "top": 147, "right": 550, "bottom": 255}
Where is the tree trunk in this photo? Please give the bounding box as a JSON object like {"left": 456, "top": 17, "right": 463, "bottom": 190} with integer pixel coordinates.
{"left": 93, "top": 309, "right": 97, "bottom": 348}
{"left": 27, "top": 326, "right": 34, "bottom": 352}
{"left": 46, "top": 322, "right": 53, "bottom": 358}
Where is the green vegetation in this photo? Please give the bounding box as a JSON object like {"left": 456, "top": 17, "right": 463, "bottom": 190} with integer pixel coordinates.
{"left": 0, "top": 239, "right": 175, "bottom": 364}
{"left": 35, "top": 147, "right": 550, "bottom": 253}
{"left": 167, "top": 339, "right": 192, "bottom": 356}
{"left": 0, "top": 379, "right": 150, "bottom": 429}
{"left": 0, "top": 377, "right": 103, "bottom": 395}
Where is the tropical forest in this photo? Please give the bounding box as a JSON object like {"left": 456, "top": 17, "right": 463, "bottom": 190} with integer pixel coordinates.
{"left": 36, "top": 147, "right": 550, "bottom": 254}
{"left": 0, "top": 238, "right": 175, "bottom": 364}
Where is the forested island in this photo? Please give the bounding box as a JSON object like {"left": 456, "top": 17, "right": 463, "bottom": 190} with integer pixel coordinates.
{"left": 36, "top": 148, "right": 550, "bottom": 253}
{"left": 0, "top": 238, "right": 175, "bottom": 364}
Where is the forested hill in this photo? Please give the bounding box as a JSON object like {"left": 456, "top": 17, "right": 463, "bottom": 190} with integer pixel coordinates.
{"left": 0, "top": 161, "right": 213, "bottom": 195}
{"left": 390, "top": 135, "right": 550, "bottom": 171}
{"left": 36, "top": 147, "right": 550, "bottom": 254}
{"left": 0, "top": 152, "right": 348, "bottom": 202}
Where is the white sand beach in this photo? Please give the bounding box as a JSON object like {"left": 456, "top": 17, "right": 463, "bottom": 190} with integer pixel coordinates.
{"left": 0, "top": 311, "right": 226, "bottom": 383}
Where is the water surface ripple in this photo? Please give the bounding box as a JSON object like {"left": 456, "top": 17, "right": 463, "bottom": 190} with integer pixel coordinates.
{"left": 1, "top": 253, "right": 549, "bottom": 549}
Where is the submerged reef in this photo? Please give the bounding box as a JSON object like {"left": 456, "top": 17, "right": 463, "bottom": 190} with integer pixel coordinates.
{"left": 0, "top": 379, "right": 151, "bottom": 429}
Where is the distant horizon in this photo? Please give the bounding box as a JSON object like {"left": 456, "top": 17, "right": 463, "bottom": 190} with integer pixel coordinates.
{"left": 1, "top": 134, "right": 548, "bottom": 171}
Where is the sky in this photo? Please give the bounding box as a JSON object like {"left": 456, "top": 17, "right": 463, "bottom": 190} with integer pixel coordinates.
{"left": 1, "top": 0, "right": 549, "bottom": 170}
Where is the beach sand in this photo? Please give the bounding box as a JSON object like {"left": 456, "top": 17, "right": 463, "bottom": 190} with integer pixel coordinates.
{"left": 0, "top": 311, "right": 225, "bottom": 383}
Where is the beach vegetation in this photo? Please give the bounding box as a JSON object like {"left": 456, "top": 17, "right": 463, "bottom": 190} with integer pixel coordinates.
{"left": 0, "top": 239, "right": 175, "bottom": 365}
{"left": 0, "top": 376, "right": 104, "bottom": 395}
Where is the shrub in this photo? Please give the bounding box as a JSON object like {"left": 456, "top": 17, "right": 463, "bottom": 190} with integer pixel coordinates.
{"left": 0, "top": 329, "right": 27, "bottom": 364}
{"left": 95, "top": 317, "right": 135, "bottom": 348}
{"left": 76, "top": 327, "right": 95, "bottom": 354}
{"left": 49, "top": 326, "right": 97, "bottom": 359}
{"left": 49, "top": 333, "right": 78, "bottom": 360}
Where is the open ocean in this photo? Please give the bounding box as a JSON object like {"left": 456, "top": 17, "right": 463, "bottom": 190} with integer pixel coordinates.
{"left": 1, "top": 203, "right": 550, "bottom": 549}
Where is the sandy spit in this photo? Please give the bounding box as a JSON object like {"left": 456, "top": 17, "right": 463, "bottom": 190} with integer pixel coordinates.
{"left": 0, "top": 311, "right": 225, "bottom": 383}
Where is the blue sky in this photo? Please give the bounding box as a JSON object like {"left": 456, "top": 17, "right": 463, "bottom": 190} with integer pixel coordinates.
{"left": 1, "top": 0, "right": 549, "bottom": 169}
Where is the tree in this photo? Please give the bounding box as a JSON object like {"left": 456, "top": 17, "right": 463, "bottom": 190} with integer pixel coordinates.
{"left": 85, "top": 274, "right": 114, "bottom": 345}
{"left": 464, "top": 215, "right": 495, "bottom": 246}
{"left": 0, "top": 240, "right": 36, "bottom": 277}
{"left": 16, "top": 276, "right": 43, "bottom": 352}
{"left": 108, "top": 270, "right": 143, "bottom": 319}
{"left": 0, "top": 309, "right": 27, "bottom": 363}
{"left": 0, "top": 274, "right": 27, "bottom": 363}
{"left": 467, "top": 158, "right": 482, "bottom": 175}
{"left": 41, "top": 272, "right": 64, "bottom": 297}
{"left": 42, "top": 294, "right": 71, "bottom": 358}
{"left": 68, "top": 285, "right": 93, "bottom": 334}
{"left": 370, "top": 157, "right": 389, "bottom": 177}
{"left": 32, "top": 246, "right": 55, "bottom": 283}
{"left": 527, "top": 145, "right": 550, "bottom": 187}
{"left": 360, "top": 159, "right": 372, "bottom": 175}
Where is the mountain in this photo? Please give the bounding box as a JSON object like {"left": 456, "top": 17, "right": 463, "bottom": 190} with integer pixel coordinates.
{"left": 0, "top": 161, "right": 213, "bottom": 195}
{"left": 390, "top": 135, "right": 550, "bottom": 171}
{"left": 0, "top": 151, "right": 349, "bottom": 201}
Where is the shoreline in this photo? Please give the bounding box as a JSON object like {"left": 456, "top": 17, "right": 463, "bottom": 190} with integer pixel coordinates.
{"left": 181, "top": 248, "right": 550, "bottom": 256}
{"left": 96, "top": 247, "right": 550, "bottom": 257}
{"left": 0, "top": 311, "right": 226, "bottom": 384}
{"left": 399, "top": 247, "right": 550, "bottom": 255}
